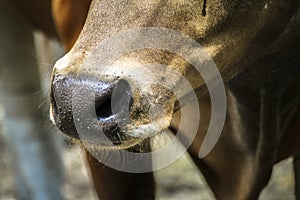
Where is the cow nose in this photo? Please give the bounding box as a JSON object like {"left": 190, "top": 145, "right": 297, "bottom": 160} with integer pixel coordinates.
{"left": 50, "top": 75, "right": 132, "bottom": 140}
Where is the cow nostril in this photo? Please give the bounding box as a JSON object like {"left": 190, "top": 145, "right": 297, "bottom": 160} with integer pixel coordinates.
{"left": 95, "top": 97, "right": 113, "bottom": 120}
{"left": 95, "top": 79, "right": 133, "bottom": 122}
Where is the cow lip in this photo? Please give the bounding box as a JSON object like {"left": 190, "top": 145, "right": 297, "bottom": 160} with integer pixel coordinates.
{"left": 79, "top": 137, "right": 145, "bottom": 151}
{"left": 125, "top": 116, "right": 172, "bottom": 139}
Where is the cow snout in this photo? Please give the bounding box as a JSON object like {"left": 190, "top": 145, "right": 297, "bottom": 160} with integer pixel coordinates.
{"left": 50, "top": 74, "right": 134, "bottom": 144}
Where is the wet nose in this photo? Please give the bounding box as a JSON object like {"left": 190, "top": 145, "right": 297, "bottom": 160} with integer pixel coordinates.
{"left": 50, "top": 74, "right": 132, "bottom": 139}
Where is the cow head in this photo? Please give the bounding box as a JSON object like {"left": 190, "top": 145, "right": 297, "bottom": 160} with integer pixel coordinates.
{"left": 50, "top": 0, "right": 299, "bottom": 152}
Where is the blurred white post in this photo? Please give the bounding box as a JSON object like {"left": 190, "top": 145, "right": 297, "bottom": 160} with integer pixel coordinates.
{"left": 0, "top": 1, "right": 64, "bottom": 200}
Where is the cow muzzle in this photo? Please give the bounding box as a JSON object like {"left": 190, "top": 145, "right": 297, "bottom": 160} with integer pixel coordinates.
{"left": 50, "top": 72, "right": 176, "bottom": 149}
{"left": 50, "top": 73, "right": 139, "bottom": 145}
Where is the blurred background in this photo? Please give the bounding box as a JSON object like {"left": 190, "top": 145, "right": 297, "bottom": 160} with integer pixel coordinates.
{"left": 0, "top": 137, "right": 296, "bottom": 199}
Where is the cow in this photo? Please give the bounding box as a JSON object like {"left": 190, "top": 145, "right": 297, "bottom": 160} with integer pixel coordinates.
{"left": 14, "top": 0, "right": 300, "bottom": 199}
{"left": 49, "top": 0, "right": 300, "bottom": 199}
